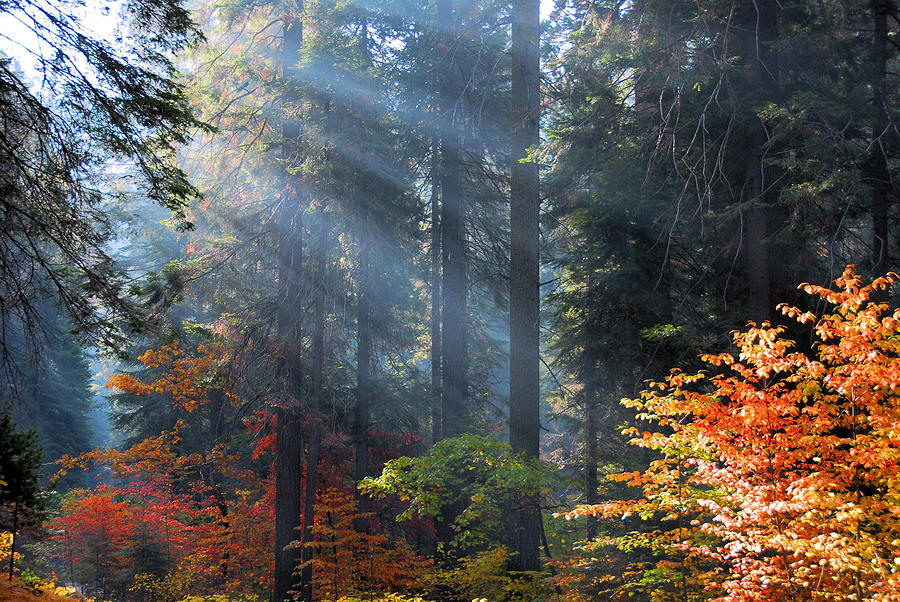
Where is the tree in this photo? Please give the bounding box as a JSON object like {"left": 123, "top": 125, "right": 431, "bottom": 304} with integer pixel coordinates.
{"left": 273, "top": 6, "right": 306, "bottom": 601}
{"left": 508, "top": 0, "right": 542, "bottom": 574}
{"left": 561, "top": 266, "right": 900, "bottom": 600}
{"left": 362, "top": 434, "right": 557, "bottom": 556}
{"left": 0, "top": 414, "right": 44, "bottom": 581}
{"left": 0, "top": 0, "right": 204, "bottom": 384}
{"left": 437, "top": 0, "right": 468, "bottom": 441}
{"left": 870, "top": 0, "right": 897, "bottom": 275}
{"left": 542, "top": 0, "right": 689, "bottom": 546}
{"left": 543, "top": 0, "right": 900, "bottom": 558}
{"left": 55, "top": 342, "right": 274, "bottom": 599}
{"left": 50, "top": 488, "right": 135, "bottom": 596}
{"left": 0, "top": 302, "right": 94, "bottom": 488}
{"left": 181, "top": 0, "right": 431, "bottom": 596}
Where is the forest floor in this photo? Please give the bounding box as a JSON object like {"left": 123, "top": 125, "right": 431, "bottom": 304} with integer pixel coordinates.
{"left": 0, "top": 575, "right": 90, "bottom": 601}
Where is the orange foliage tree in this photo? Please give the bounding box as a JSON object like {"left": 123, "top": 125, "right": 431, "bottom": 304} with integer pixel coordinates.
{"left": 560, "top": 267, "right": 900, "bottom": 601}
{"left": 299, "top": 487, "right": 430, "bottom": 600}
{"left": 52, "top": 340, "right": 432, "bottom": 600}
{"left": 51, "top": 342, "right": 273, "bottom": 599}
{"left": 50, "top": 488, "right": 136, "bottom": 597}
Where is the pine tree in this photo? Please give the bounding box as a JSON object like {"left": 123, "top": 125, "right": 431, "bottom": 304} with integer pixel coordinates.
{"left": 0, "top": 0, "right": 205, "bottom": 381}
{"left": 0, "top": 414, "right": 45, "bottom": 580}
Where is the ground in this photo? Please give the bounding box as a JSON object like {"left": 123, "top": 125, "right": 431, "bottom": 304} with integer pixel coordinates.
{"left": 0, "top": 575, "right": 89, "bottom": 602}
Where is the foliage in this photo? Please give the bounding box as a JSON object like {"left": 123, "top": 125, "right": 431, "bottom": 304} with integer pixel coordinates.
{"left": 299, "top": 487, "right": 430, "bottom": 600}
{"left": 426, "top": 546, "right": 548, "bottom": 602}
{"left": 0, "top": 556, "right": 86, "bottom": 602}
{"left": 543, "top": 3, "right": 900, "bottom": 572}
{"left": 11, "top": 0, "right": 900, "bottom": 600}
{"left": 178, "top": 594, "right": 260, "bottom": 602}
{"left": 107, "top": 342, "right": 221, "bottom": 413}
{"left": 132, "top": 569, "right": 235, "bottom": 602}
{"left": 0, "top": 413, "right": 47, "bottom": 563}
{"left": 51, "top": 342, "right": 272, "bottom": 600}
{"left": 362, "top": 434, "right": 559, "bottom": 553}
{"left": 49, "top": 487, "right": 137, "bottom": 595}
{"left": 335, "top": 594, "right": 426, "bottom": 602}
{"left": 0, "top": 532, "right": 20, "bottom": 572}
{"left": 559, "top": 267, "right": 900, "bottom": 601}
{"left": 0, "top": 0, "right": 207, "bottom": 379}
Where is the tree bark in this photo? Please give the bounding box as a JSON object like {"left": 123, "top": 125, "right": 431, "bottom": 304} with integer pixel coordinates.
{"left": 508, "top": 0, "right": 542, "bottom": 573}
{"left": 299, "top": 212, "right": 327, "bottom": 602}
{"left": 746, "top": 160, "right": 770, "bottom": 321}
{"left": 353, "top": 18, "right": 374, "bottom": 535}
{"left": 206, "top": 389, "right": 231, "bottom": 581}
{"left": 439, "top": 0, "right": 467, "bottom": 440}
{"left": 354, "top": 219, "right": 372, "bottom": 533}
{"left": 208, "top": 388, "right": 227, "bottom": 445}
{"left": 273, "top": 11, "right": 304, "bottom": 602}
{"left": 871, "top": 0, "right": 892, "bottom": 275}
{"left": 739, "top": 0, "right": 779, "bottom": 322}
{"left": 584, "top": 381, "right": 600, "bottom": 541}
{"left": 431, "top": 143, "right": 442, "bottom": 444}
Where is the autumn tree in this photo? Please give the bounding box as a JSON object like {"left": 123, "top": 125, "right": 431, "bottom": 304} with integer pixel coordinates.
{"left": 561, "top": 267, "right": 900, "bottom": 600}
{"left": 54, "top": 342, "right": 274, "bottom": 599}
{"left": 543, "top": 0, "right": 900, "bottom": 556}
{"left": 50, "top": 488, "right": 136, "bottom": 597}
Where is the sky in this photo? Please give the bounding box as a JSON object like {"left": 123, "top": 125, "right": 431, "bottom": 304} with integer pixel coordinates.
{"left": 0, "top": 0, "right": 123, "bottom": 78}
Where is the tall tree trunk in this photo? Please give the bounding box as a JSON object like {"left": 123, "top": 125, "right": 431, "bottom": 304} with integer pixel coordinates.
{"left": 746, "top": 161, "right": 770, "bottom": 320}
{"left": 354, "top": 220, "right": 372, "bottom": 533}
{"left": 631, "top": 0, "right": 652, "bottom": 112}
{"left": 439, "top": 0, "right": 467, "bottom": 440}
{"left": 871, "top": 0, "right": 892, "bottom": 275}
{"left": 584, "top": 380, "right": 600, "bottom": 541}
{"left": 431, "top": 143, "right": 442, "bottom": 444}
{"left": 273, "top": 11, "right": 304, "bottom": 602}
{"left": 354, "top": 19, "right": 374, "bottom": 536}
{"left": 209, "top": 388, "right": 227, "bottom": 444}
{"left": 207, "top": 389, "right": 231, "bottom": 581}
{"left": 508, "top": 0, "right": 541, "bottom": 573}
{"left": 739, "top": 0, "right": 779, "bottom": 322}
{"left": 299, "top": 213, "right": 327, "bottom": 602}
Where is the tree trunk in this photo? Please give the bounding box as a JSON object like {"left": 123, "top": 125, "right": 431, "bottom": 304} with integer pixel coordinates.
{"left": 273, "top": 11, "right": 305, "bottom": 602}
{"left": 354, "top": 221, "right": 372, "bottom": 533}
{"left": 439, "top": 0, "right": 467, "bottom": 440}
{"left": 584, "top": 381, "right": 600, "bottom": 541}
{"left": 204, "top": 391, "right": 231, "bottom": 581}
{"left": 739, "top": 0, "right": 779, "bottom": 322}
{"left": 871, "top": 0, "right": 892, "bottom": 275}
{"left": 508, "top": 0, "right": 542, "bottom": 573}
{"left": 431, "top": 143, "right": 442, "bottom": 444}
{"left": 299, "top": 212, "right": 327, "bottom": 602}
{"left": 746, "top": 161, "right": 770, "bottom": 321}
{"left": 631, "top": 0, "right": 652, "bottom": 113}
{"left": 208, "top": 388, "right": 227, "bottom": 445}
{"left": 352, "top": 18, "right": 374, "bottom": 537}
{"left": 273, "top": 342, "right": 303, "bottom": 602}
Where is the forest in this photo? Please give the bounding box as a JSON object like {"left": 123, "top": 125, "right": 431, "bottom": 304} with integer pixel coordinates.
{"left": 0, "top": 0, "right": 899, "bottom": 600}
